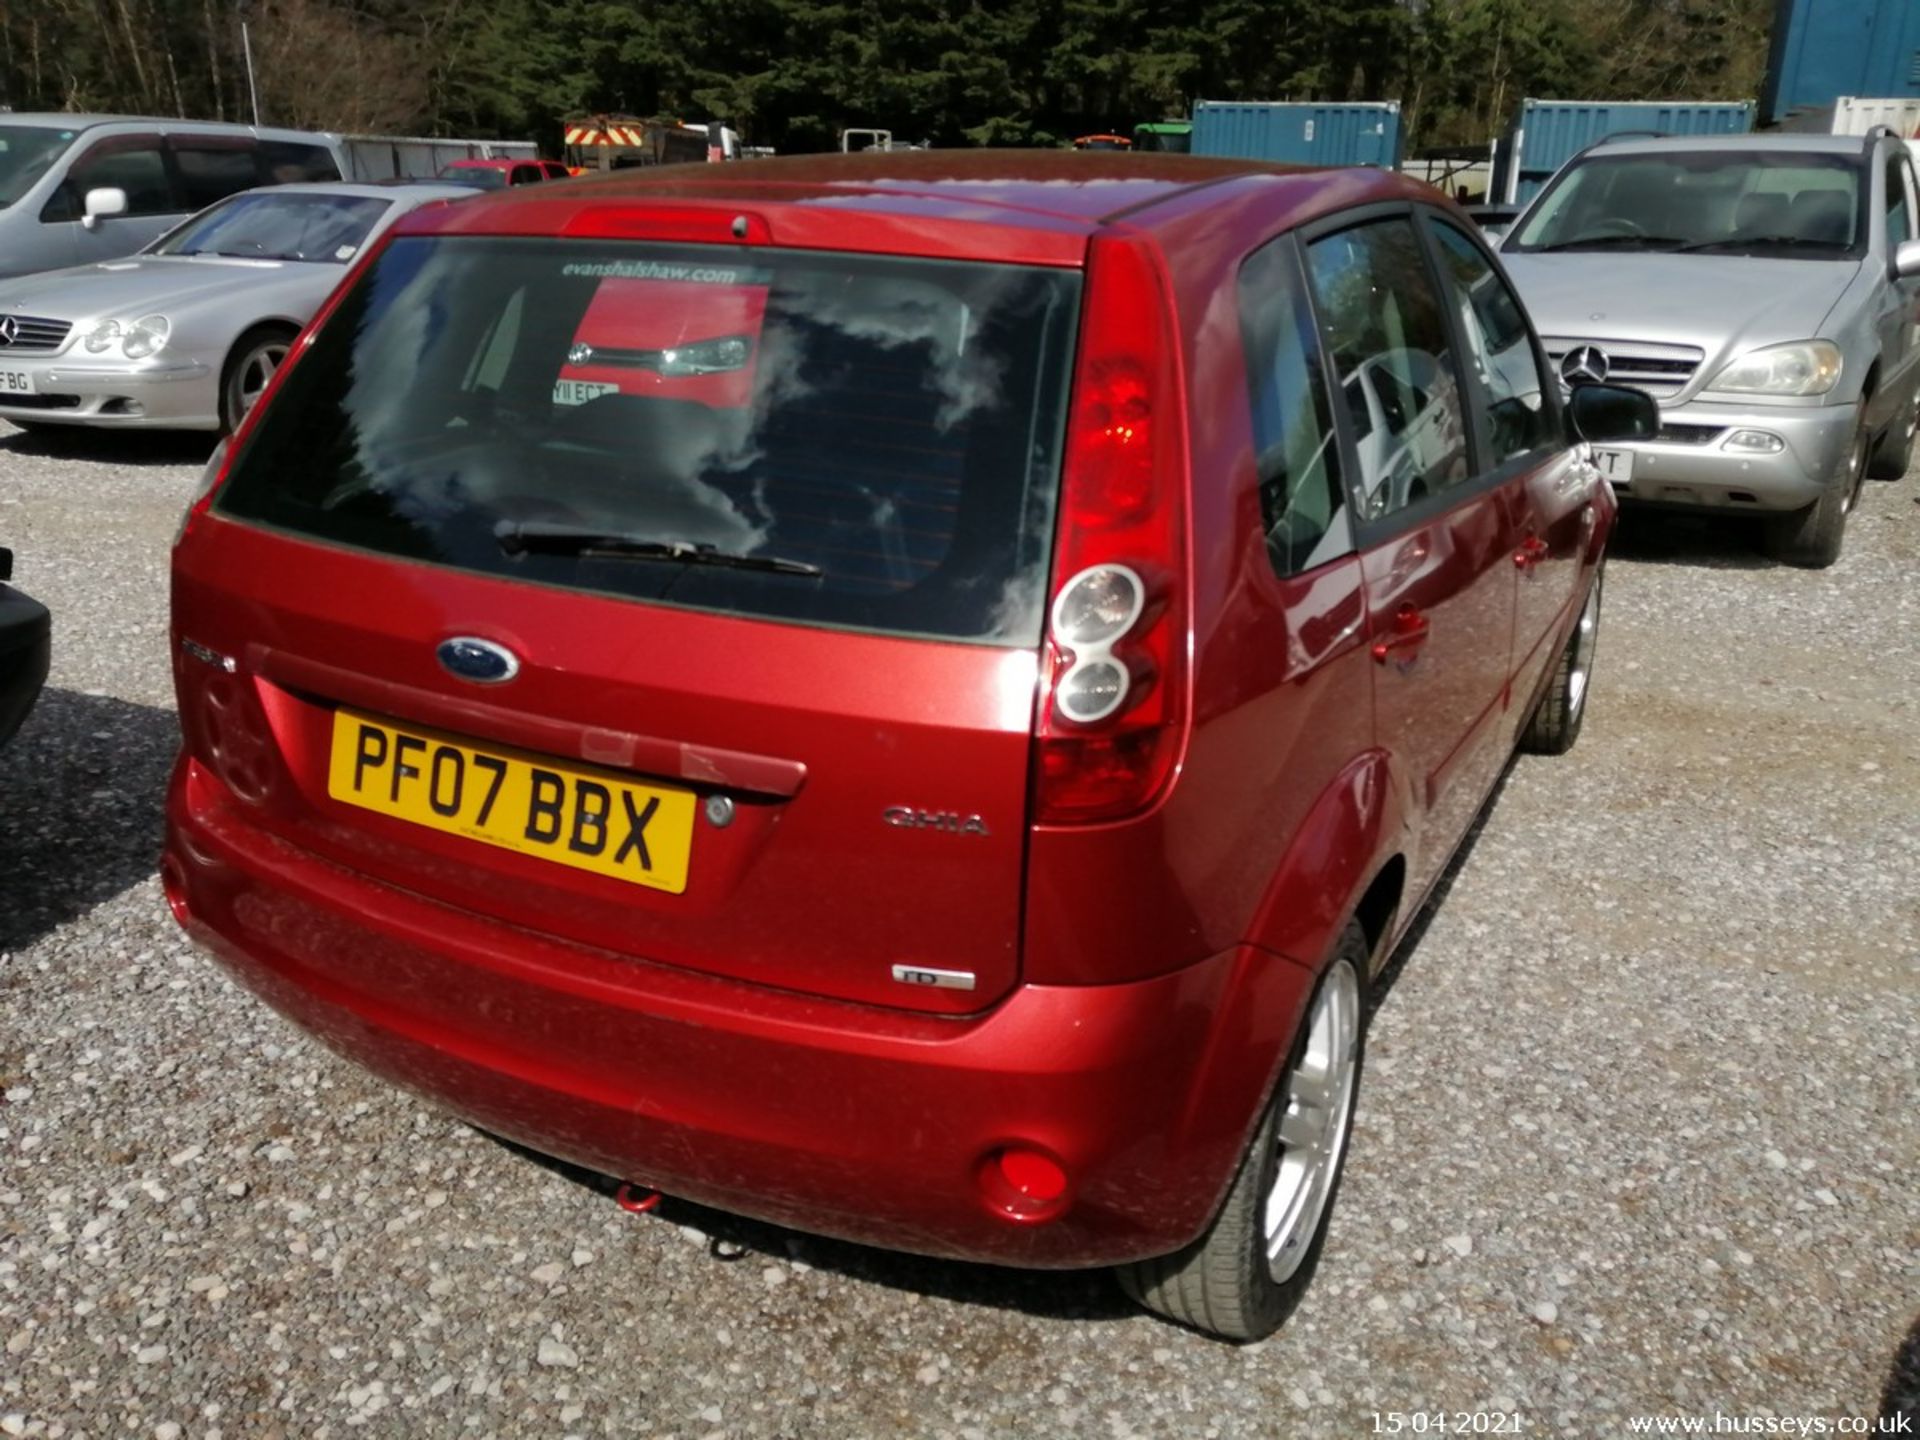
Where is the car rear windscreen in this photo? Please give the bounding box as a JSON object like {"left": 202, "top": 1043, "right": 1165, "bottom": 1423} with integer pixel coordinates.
{"left": 215, "top": 236, "right": 1080, "bottom": 646}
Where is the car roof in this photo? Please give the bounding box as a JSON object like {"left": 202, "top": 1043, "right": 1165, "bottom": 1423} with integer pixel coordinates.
{"left": 407, "top": 150, "right": 1421, "bottom": 239}
{"left": 0, "top": 112, "right": 330, "bottom": 142}
{"left": 0, "top": 113, "right": 135, "bottom": 129}
{"left": 1593, "top": 133, "right": 1878, "bottom": 159}
{"left": 443, "top": 157, "right": 532, "bottom": 170}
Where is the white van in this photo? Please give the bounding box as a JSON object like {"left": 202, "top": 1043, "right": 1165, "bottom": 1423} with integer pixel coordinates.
{"left": 0, "top": 115, "right": 537, "bottom": 280}
{"left": 0, "top": 115, "right": 346, "bottom": 279}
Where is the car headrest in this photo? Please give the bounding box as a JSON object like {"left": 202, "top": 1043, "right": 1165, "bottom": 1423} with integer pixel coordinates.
{"left": 1787, "top": 190, "right": 1855, "bottom": 244}
{"left": 555, "top": 393, "right": 727, "bottom": 477}
{"left": 1735, "top": 192, "right": 1790, "bottom": 236}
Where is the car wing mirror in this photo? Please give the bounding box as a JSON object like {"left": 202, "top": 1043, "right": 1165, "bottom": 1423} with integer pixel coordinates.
{"left": 1566, "top": 382, "right": 1660, "bottom": 445}
{"left": 81, "top": 186, "right": 129, "bottom": 231}
{"left": 1894, "top": 238, "right": 1920, "bottom": 280}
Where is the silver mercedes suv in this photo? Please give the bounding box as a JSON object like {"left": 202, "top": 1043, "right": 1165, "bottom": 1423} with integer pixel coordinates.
{"left": 1500, "top": 132, "right": 1920, "bottom": 566}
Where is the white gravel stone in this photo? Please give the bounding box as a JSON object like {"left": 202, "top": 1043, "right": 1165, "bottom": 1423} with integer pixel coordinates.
{"left": 537, "top": 1337, "right": 580, "bottom": 1370}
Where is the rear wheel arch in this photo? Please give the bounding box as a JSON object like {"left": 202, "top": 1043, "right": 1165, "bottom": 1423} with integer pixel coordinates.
{"left": 1244, "top": 749, "right": 1408, "bottom": 971}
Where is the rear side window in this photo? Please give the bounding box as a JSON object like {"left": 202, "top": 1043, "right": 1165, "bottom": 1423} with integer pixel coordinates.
{"left": 42, "top": 136, "right": 174, "bottom": 221}
{"left": 1427, "top": 220, "right": 1556, "bottom": 464}
{"left": 261, "top": 141, "right": 341, "bottom": 184}
{"left": 1304, "top": 219, "right": 1471, "bottom": 522}
{"left": 172, "top": 139, "right": 262, "bottom": 210}
{"left": 1236, "top": 237, "right": 1350, "bottom": 577}
{"left": 216, "top": 237, "right": 1080, "bottom": 646}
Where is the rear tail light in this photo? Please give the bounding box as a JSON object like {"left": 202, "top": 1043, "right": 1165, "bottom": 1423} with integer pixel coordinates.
{"left": 1033, "top": 236, "right": 1189, "bottom": 825}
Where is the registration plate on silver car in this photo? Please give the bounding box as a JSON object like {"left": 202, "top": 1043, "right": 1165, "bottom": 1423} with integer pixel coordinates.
{"left": 1592, "top": 448, "right": 1633, "bottom": 483}
{"left": 0, "top": 370, "right": 35, "bottom": 397}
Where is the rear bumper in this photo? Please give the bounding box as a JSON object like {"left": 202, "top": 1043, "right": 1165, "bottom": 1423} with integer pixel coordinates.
{"left": 0, "top": 588, "right": 51, "bottom": 747}
{"left": 0, "top": 354, "right": 218, "bottom": 430}
{"left": 164, "top": 756, "right": 1313, "bottom": 1268}
{"left": 1605, "top": 399, "right": 1855, "bottom": 512}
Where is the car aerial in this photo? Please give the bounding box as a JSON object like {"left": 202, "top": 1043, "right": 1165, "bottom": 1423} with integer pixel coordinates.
{"left": 436, "top": 158, "right": 567, "bottom": 190}
{"left": 1500, "top": 130, "right": 1920, "bottom": 566}
{"left": 0, "top": 113, "right": 345, "bottom": 280}
{"left": 162, "top": 150, "right": 1654, "bottom": 1340}
{"left": 0, "top": 543, "right": 50, "bottom": 750}
{"left": 0, "top": 180, "right": 473, "bottom": 433}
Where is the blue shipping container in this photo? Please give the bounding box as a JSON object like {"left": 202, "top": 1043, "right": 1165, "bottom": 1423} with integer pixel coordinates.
{"left": 1762, "top": 0, "right": 1920, "bottom": 124}
{"left": 1190, "top": 101, "right": 1403, "bottom": 168}
{"left": 1494, "top": 99, "right": 1756, "bottom": 205}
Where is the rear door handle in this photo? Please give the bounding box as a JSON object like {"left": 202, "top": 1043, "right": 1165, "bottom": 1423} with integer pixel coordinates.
{"left": 1513, "top": 535, "right": 1549, "bottom": 571}
{"left": 1371, "top": 605, "right": 1431, "bottom": 664}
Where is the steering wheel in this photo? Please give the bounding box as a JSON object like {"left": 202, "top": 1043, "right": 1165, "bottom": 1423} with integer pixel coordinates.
{"left": 1586, "top": 216, "right": 1647, "bottom": 239}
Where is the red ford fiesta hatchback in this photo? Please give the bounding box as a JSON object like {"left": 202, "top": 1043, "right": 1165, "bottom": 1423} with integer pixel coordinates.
{"left": 164, "top": 152, "right": 1654, "bottom": 1339}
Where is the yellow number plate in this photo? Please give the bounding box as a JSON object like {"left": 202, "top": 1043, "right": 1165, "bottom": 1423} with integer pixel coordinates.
{"left": 326, "top": 708, "right": 695, "bottom": 894}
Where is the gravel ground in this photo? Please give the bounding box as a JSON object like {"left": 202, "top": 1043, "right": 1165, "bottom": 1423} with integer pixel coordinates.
{"left": 1, "top": 419, "right": 1915, "bottom": 1439}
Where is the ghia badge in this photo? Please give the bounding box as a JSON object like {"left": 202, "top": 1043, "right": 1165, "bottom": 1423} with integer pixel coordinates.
{"left": 436, "top": 636, "right": 520, "bottom": 685}
{"left": 883, "top": 806, "right": 989, "bottom": 836}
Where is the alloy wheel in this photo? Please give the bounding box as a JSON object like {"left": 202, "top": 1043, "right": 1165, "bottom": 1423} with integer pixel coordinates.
{"left": 1264, "top": 959, "right": 1361, "bottom": 1284}
{"left": 230, "top": 340, "right": 290, "bottom": 423}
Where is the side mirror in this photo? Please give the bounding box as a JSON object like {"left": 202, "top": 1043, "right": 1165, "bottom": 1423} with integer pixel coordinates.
{"left": 81, "top": 187, "right": 128, "bottom": 230}
{"left": 1895, "top": 238, "right": 1920, "bottom": 280}
{"left": 1566, "top": 382, "right": 1660, "bottom": 445}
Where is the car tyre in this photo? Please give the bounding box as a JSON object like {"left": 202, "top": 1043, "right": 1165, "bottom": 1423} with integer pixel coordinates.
{"left": 220, "top": 324, "right": 299, "bottom": 434}
{"left": 1763, "top": 409, "right": 1865, "bottom": 568}
{"left": 1520, "top": 565, "right": 1602, "bottom": 756}
{"left": 1868, "top": 383, "right": 1920, "bottom": 480}
{"left": 1116, "top": 924, "right": 1367, "bottom": 1342}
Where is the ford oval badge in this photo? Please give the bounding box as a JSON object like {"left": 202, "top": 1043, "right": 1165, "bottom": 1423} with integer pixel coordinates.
{"left": 437, "top": 636, "right": 520, "bottom": 685}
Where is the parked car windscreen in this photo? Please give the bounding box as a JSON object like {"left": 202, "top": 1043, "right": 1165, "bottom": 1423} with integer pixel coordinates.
{"left": 0, "top": 124, "right": 80, "bottom": 208}
{"left": 1508, "top": 150, "right": 1867, "bottom": 258}
{"left": 149, "top": 192, "right": 392, "bottom": 263}
{"left": 215, "top": 237, "right": 1079, "bottom": 645}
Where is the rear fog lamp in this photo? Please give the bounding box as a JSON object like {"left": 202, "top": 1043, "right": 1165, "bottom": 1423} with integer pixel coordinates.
{"left": 1723, "top": 429, "right": 1784, "bottom": 454}
{"left": 977, "top": 1146, "right": 1071, "bottom": 1222}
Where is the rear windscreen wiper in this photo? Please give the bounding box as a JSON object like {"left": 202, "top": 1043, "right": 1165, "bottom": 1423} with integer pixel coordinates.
{"left": 495, "top": 523, "right": 822, "bottom": 576}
